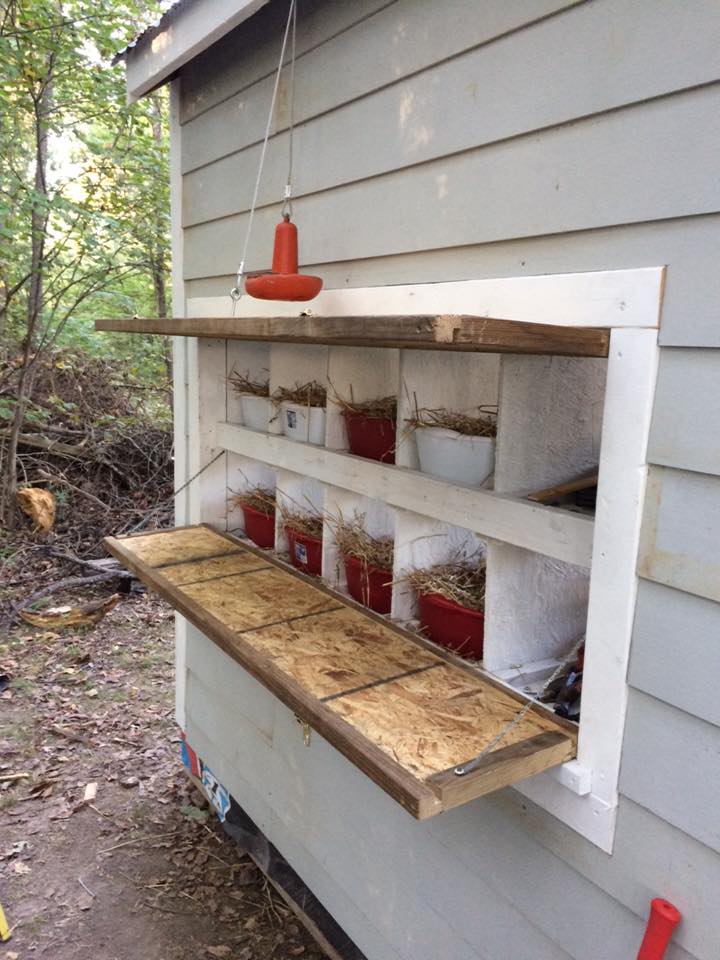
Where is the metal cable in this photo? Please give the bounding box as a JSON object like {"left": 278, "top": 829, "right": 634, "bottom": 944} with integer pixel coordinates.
{"left": 230, "top": 0, "right": 297, "bottom": 305}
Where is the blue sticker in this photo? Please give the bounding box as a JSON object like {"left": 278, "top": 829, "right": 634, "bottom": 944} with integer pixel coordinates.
{"left": 201, "top": 764, "right": 231, "bottom": 822}
{"left": 294, "top": 542, "right": 308, "bottom": 565}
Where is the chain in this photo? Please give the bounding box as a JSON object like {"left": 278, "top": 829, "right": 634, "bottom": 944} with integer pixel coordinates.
{"left": 454, "top": 635, "right": 585, "bottom": 776}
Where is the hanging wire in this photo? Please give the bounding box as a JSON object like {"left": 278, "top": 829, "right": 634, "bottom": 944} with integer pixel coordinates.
{"left": 281, "top": 0, "right": 297, "bottom": 220}
{"left": 230, "top": 0, "right": 298, "bottom": 308}
{"left": 453, "top": 635, "right": 585, "bottom": 776}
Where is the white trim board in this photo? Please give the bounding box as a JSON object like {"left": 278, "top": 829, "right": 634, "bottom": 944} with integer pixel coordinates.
{"left": 216, "top": 421, "right": 594, "bottom": 567}
{"left": 187, "top": 267, "right": 665, "bottom": 330}
{"left": 186, "top": 268, "right": 664, "bottom": 852}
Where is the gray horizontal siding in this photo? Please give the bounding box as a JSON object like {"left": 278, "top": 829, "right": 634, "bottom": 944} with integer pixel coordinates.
{"left": 629, "top": 580, "right": 720, "bottom": 729}
{"left": 184, "top": 627, "right": 709, "bottom": 959}
{"left": 638, "top": 465, "right": 720, "bottom": 604}
{"left": 182, "top": 0, "right": 720, "bottom": 218}
{"left": 648, "top": 349, "right": 720, "bottom": 476}
{"left": 180, "top": 0, "right": 394, "bottom": 124}
{"left": 183, "top": 84, "right": 720, "bottom": 276}
{"left": 184, "top": 213, "right": 720, "bottom": 349}
{"left": 180, "top": 0, "right": 579, "bottom": 167}
{"left": 620, "top": 689, "right": 720, "bottom": 855}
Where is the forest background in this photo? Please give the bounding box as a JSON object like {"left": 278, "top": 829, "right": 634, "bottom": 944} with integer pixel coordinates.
{"left": 0, "top": 0, "right": 175, "bottom": 546}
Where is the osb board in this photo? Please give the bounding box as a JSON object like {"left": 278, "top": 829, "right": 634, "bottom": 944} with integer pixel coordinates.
{"left": 122, "top": 526, "right": 240, "bottom": 568}
{"left": 244, "top": 608, "right": 441, "bottom": 700}
{"left": 161, "top": 552, "right": 270, "bottom": 586}
{"left": 182, "top": 568, "right": 340, "bottom": 633}
{"left": 327, "top": 665, "right": 559, "bottom": 779}
{"left": 105, "top": 525, "right": 577, "bottom": 818}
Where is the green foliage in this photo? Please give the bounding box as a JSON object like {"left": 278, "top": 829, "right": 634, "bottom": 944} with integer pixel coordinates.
{"left": 0, "top": 0, "right": 172, "bottom": 367}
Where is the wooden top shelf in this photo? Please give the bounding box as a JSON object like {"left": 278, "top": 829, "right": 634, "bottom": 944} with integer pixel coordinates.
{"left": 95, "top": 315, "right": 610, "bottom": 357}
{"left": 105, "top": 524, "right": 577, "bottom": 819}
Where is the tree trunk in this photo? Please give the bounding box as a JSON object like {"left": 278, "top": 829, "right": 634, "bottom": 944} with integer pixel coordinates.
{"left": 1, "top": 75, "right": 51, "bottom": 526}
{"left": 148, "top": 93, "right": 173, "bottom": 396}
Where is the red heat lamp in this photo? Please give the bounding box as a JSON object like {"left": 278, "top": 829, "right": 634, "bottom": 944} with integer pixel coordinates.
{"left": 244, "top": 215, "right": 322, "bottom": 302}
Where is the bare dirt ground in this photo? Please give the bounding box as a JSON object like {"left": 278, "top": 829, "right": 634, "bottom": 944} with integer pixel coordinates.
{"left": 0, "top": 589, "right": 326, "bottom": 960}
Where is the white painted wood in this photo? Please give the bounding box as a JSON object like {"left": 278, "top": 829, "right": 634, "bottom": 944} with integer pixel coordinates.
{"left": 392, "top": 509, "right": 485, "bottom": 623}
{"left": 215, "top": 421, "right": 594, "bottom": 567}
{"left": 484, "top": 545, "right": 590, "bottom": 672}
{"left": 648, "top": 348, "right": 720, "bottom": 477}
{"left": 275, "top": 468, "right": 324, "bottom": 558}
{"left": 629, "top": 580, "right": 720, "bottom": 729}
{"left": 578, "top": 328, "right": 659, "bottom": 814}
{"left": 196, "top": 339, "right": 230, "bottom": 529}
{"left": 186, "top": 267, "right": 664, "bottom": 329}
{"left": 484, "top": 353, "right": 603, "bottom": 671}
{"left": 397, "top": 351, "right": 499, "bottom": 470}
{"left": 494, "top": 356, "right": 606, "bottom": 494}
{"left": 322, "top": 484, "right": 395, "bottom": 596}
{"left": 638, "top": 465, "right": 720, "bottom": 604}
{"left": 170, "top": 80, "right": 189, "bottom": 730}
{"left": 124, "top": 0, "right": 269, "bottom": 103}
{"left": 225, "top": 340, "right": 270, "bottom": 426}
{"left": 326, "top": 346, "right": 399, "bottom": 452}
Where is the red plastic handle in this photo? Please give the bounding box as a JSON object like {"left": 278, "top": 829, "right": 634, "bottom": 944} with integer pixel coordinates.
{"left": 637, "top": 899, "right": 681, "bottom": 960}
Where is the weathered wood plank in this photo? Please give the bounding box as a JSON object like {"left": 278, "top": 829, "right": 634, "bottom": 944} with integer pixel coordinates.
{"left": 428, "top": 732, "right": 576, "bottom": 812}
{"left": 95, "top": 314, "right": 610, "bottom": 357}
{"left": 105, "top": 524, "right": 576, "bottom": 818}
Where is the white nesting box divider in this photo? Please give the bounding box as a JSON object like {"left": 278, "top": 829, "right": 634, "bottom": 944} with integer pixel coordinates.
{"left": 392, "top": 509, "right": 486, "bottom": 623}
{"left": 270, "top": 343, "right": 329, "bottom": 440}
{"left": 397, "top": 351, "right": 500, "bottom": 470}
{"left": 325, "top": 346, "right": 399, "bottom": 451}
{"left": 275, "top": 468, "right": 324, "bottom": 556}
{"left": 484, "top": 356, "right": 607, "bottom": 678}
{"left": 322, "top": 484, "right": 395, "bottom": 595}
{"left": 224, "top": 340, "right": 275, "bottom": 534}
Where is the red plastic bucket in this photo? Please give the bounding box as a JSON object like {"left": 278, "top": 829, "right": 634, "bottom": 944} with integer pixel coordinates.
{"left": 418, "top": 593, "right": 485, "bottom": 658}
{"left": 344, "top": 555, "right": 392, "bottom": 613}
{"left": 287, "top": 529, "right": 323, "bottom": 575}
{"left": 343, "top": 411, "right": 396, "bottom": 464}
{"left": 241, "top": 504, "right": 275, "bottom": 548}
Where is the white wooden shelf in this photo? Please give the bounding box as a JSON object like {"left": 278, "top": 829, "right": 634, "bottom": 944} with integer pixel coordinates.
{"left": 216, "top": 421, "right": 594, "bottom": 568}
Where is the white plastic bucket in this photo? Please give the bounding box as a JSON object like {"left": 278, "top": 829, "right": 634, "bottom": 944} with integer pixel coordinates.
{"left": 415, "top": 426, "right": 495, "bottom": 487}
{"left": 281, "top": 401, "right": 326, "bottom": 445}
{"left": 240, "top": 395, "right": 273, "bottom": 432}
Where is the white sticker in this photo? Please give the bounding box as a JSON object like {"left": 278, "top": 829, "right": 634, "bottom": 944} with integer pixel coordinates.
{"left": 201, "top": 764, "right": 231, "bottom": 822}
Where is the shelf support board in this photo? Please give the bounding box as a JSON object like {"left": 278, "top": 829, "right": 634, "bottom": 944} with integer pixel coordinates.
{"left": 95, "top": 315, "right": 610, "bottom": 357}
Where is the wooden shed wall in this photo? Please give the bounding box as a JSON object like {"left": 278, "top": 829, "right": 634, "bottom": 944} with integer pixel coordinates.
{"left": 174, "top": 2, "right": 720, "bottom": 958}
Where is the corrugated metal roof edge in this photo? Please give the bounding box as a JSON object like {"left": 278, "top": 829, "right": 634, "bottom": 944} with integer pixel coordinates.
{"left": 112, "top": 0, "right": 193, "bottom": 66}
